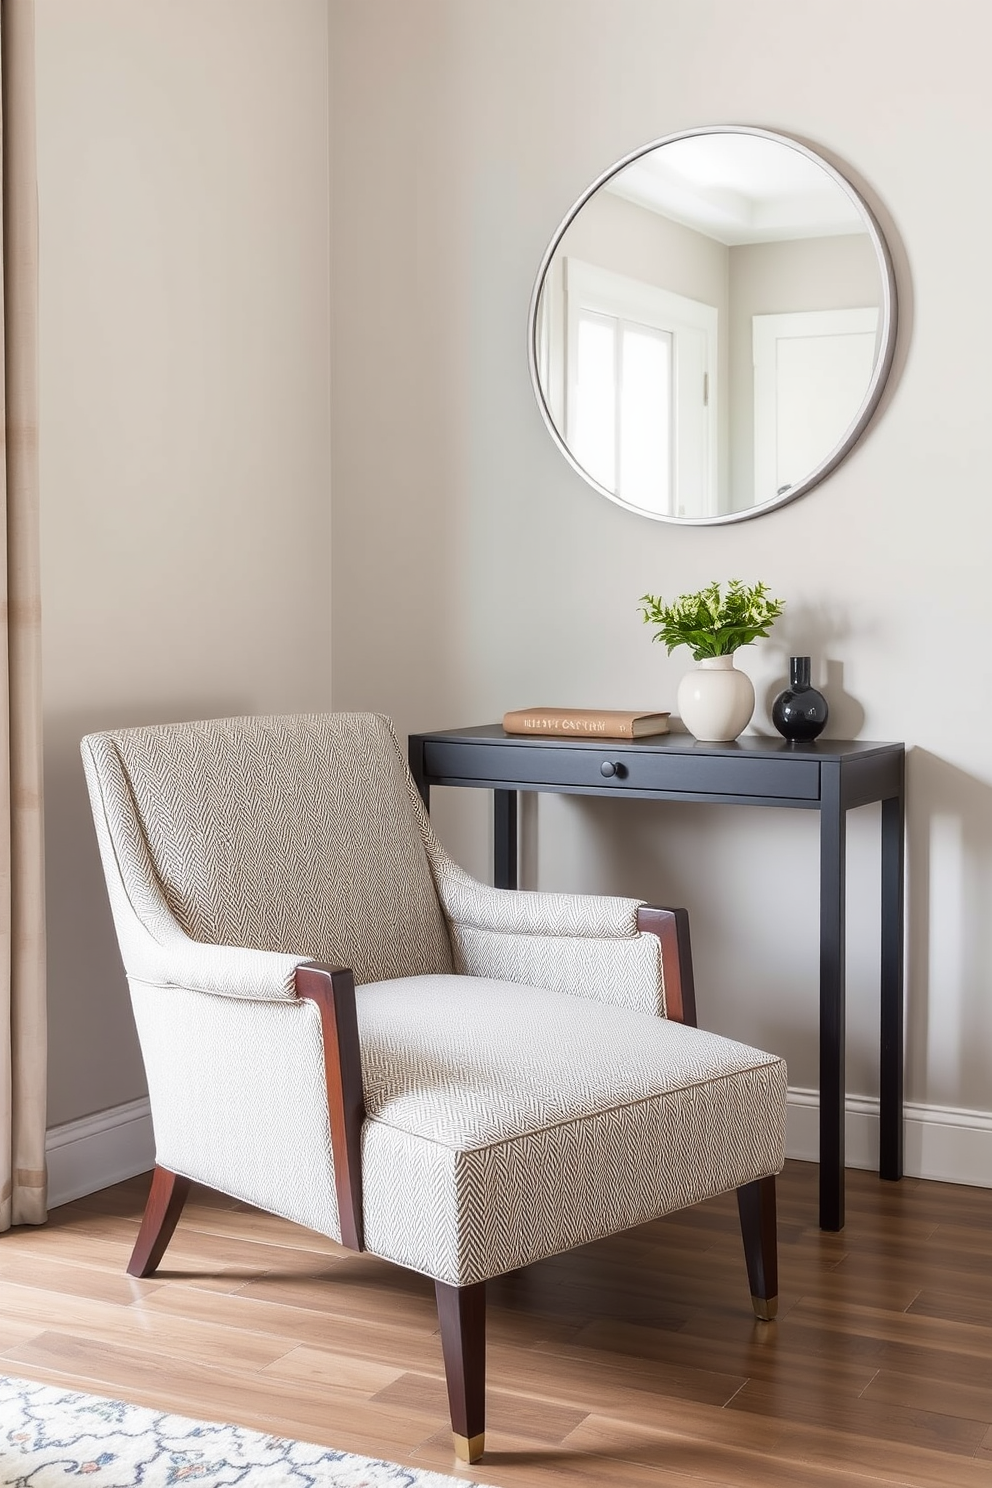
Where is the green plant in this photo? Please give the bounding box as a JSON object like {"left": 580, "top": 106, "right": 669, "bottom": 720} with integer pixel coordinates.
{"left": 639, "top": 579, "right": 785, "bottom": 660}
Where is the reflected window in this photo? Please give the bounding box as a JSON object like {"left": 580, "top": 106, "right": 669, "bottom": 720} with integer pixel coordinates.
{"left": 573, "top": 311, "right": 673, "bottom": 511}
{"left": 551, "top": 258, "right": 717, "bottom": 517}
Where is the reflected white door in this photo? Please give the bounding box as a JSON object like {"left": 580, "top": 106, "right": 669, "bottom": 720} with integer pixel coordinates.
{"left": 753, "top": 308, "right": 878, "bottom": 505}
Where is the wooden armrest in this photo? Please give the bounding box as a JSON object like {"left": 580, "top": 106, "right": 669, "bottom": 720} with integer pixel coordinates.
{"left": 636, "top": 906, "right": 696, "bottom": 1026}
{"left": 295, "top": 962, "right": 365, "bottom": 1251}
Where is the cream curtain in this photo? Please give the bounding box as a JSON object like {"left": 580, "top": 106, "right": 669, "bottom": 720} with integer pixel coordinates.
{"left": 0, "top": 0, "right": 45, "bottom": 1231}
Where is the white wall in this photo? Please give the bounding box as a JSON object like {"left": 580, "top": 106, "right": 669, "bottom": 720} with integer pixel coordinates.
{"left": 37, "top": 1, "right": 333, "bottom": 1126}
{"left": 329, "top": 0, "right": 992, "bottom": 1170}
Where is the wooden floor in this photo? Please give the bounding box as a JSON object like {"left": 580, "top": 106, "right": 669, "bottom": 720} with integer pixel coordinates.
{"left": 0, "top": 1161, "right": 990, "bottom": 1487}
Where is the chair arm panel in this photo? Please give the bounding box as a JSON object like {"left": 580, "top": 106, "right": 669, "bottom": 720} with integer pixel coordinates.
{"left": 128, "top": 981, "right": 343, "bottom": 1240}
{"left": 129, "top": 963, "right": 367, "bottom": 1253}
{"left": 448, "top": 923, "right": 667, "bottom": 1016}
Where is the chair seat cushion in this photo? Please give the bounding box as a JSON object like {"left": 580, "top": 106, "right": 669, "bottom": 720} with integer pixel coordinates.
{"left": 357, "top": 975, "right": 786, "bottom": 1286}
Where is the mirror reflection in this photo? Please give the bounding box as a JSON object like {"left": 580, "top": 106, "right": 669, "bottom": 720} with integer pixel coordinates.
{"left": 530, "top": 128, "right": 896, "bottom": 524}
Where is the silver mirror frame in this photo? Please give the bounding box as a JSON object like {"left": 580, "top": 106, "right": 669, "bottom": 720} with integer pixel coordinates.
{"left": 527, "top": 125, "right": 898, "bottom": 525}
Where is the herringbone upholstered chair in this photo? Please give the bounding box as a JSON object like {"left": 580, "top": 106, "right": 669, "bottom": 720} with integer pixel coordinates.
{"left": 81, "top": 712, "right": 787, "bottom": 1464}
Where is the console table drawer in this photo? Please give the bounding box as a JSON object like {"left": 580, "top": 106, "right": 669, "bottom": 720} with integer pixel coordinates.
{"left": 422, "top": 740, "right": 821, "bottom": 800}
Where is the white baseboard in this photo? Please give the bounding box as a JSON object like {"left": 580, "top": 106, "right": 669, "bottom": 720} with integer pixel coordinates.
{"left": 44, "top": 1089, "right": 992, "bottom": 1211}
{"left": 787, "top": 1087, "right": 992, "bottom": 1188}
{"left": 46, "top": 1097, "right": 154, "bottom": 1209}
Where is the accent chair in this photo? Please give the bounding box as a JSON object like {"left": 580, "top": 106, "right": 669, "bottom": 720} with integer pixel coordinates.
{"left": 81, "top": 712, "right": 787, "bottom": 1464}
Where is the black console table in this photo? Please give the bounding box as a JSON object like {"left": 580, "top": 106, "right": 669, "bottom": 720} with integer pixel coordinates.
{"left": 409, "top": 724, "right": 905, "bottom": 1232}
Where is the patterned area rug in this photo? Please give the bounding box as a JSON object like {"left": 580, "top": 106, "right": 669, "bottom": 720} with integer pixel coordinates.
{"left": 0, "top": 1374, "right": 473, "bottom": 1486}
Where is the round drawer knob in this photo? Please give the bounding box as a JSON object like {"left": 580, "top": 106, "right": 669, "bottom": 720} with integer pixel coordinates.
{"left": 601, "top": 760, "right": 624, "bottom": 778}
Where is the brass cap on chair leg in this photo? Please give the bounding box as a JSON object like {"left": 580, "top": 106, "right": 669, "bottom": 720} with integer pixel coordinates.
{"left": 453, "top": 1432, "right": 485, "bottom": 1463}
{"left": 751, "top": 1293, "right": 778, "bottom": 1321}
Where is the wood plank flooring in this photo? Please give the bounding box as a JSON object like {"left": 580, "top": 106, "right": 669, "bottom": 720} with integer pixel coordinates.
{"left": 0, "top": 1160, "right": 990, "bottom": 1487}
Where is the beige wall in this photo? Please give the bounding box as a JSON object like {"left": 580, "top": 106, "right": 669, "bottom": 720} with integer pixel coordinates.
{"left": 33, "top": 0, "right": 992, "bottom": 1157}
{"left": 37, "top": 0, "right": 333, "bottom": 1125}
{"left": 329, "top": 0, "right": 992, "bottom": 1128}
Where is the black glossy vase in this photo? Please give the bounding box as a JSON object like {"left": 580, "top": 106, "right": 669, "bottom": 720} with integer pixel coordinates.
{"left": 772, "top": 656, "right": 829, "bottom": 741}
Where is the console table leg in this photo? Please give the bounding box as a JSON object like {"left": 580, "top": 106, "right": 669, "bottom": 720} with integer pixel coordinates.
{"left": 819, "top": 765, "right": 846, "bottom": 1232}
{"left": 880, "top": 789, "right": 905, "bottom": 1181}
{"left": 494, "top": 789, "right": 518, "bottom": 890}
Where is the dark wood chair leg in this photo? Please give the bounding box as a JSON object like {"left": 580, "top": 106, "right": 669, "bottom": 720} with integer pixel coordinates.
{"left": 435, "top": 1279, "right": 486, "bottom": 1463}
{"left": 737, "top": 1174, "right": 778, "bottom": 1320}
{"left": 127, "top": 1165, "right": 191, "bottom": 1278}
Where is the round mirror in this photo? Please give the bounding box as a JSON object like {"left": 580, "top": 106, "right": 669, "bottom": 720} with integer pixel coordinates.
{"left": 529, "top": 126, "right": 897, "bottom": 525}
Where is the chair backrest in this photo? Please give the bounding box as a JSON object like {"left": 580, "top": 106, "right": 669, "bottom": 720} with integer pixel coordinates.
{"left": 83, "top": 713, "right": 454, "bottom": 984}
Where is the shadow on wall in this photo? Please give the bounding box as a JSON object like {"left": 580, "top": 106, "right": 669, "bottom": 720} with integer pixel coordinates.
{"left": 759, "top": 657, "right": 865, "bottom": 740}
{"left": 758, "top": 594, "right": 867, "bottom": 740}
{"left": 906, "top": 748, "right": 992, "bottom": 1113}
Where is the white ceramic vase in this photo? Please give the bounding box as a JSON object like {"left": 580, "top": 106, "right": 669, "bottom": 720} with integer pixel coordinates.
{"left": 677, "top": 654, "right": 755, "bottom": 742}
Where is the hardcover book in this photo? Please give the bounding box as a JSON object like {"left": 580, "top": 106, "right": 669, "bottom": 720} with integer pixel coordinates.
{"left": 502, "top": 708, "right": 671, "bottom": 740}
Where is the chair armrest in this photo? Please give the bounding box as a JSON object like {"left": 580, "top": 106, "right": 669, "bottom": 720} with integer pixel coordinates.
{"left": 431, "top": 852, "right": 644, "bottom": 939}
{"left": 295, "top": 962, "right": 365, "bottom": 1252}
{"left": 636, "top": 906, "right": 696, "bottom": 1026}
{"left": 144, "top": 934, "right": 310, "bottom": 1001}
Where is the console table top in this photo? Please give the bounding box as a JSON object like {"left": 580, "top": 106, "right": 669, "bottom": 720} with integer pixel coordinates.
{"left": 414, "top": 723, "right": 903, "bottom": 762}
